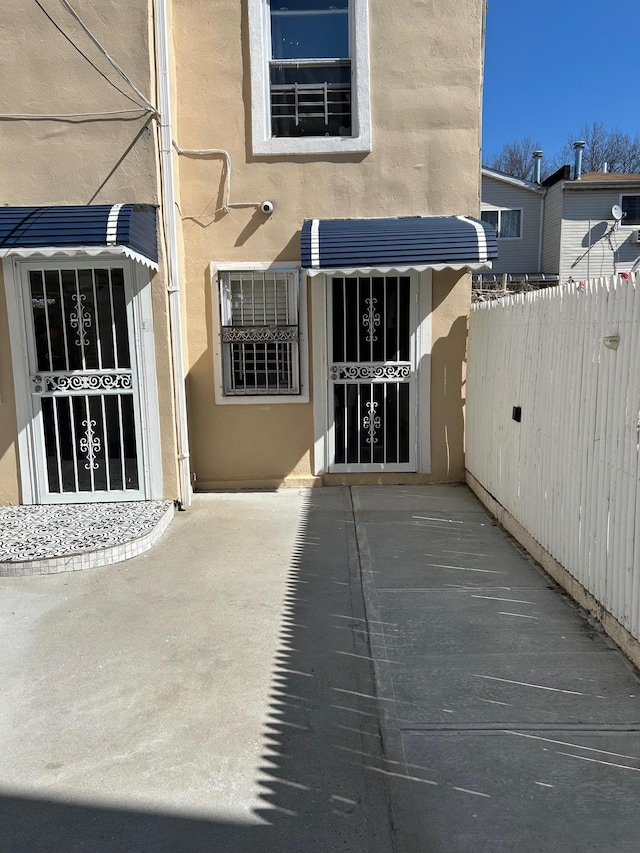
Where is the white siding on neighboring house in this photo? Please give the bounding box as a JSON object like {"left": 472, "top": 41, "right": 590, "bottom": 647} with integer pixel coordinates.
{"left": 481, "top": 174, "right": 543, "bottom": 274}
{"left": 542, "top": 181, "right": 563, "bottom": 276}
{"left": 560, "top": 188, "right": 640, "bottom": 282}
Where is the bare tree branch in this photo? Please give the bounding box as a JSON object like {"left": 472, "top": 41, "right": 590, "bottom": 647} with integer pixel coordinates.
{"left": 487, "top": 122, "right": 640, "bottom": 179}
{"left": 485, "top": 137, "right": 547, "bottom": 181}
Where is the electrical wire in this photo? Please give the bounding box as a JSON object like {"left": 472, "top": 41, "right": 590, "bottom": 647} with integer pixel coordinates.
{"left": 58, "top": 0, "right": 158, "bottom": 114}
{"left": 33, "top": 0, "right": 144, "bottom": 108}
{"left": 172, "top": 144, "right": 232, "bottom": 213}
{"left": 172, "top": 143, "right": 265, "bottom": 213}
{"left": 0, "top": 109, "right": 152, "bottom": 120}
{"left": 608, "top": 222, "right": 621, "bottom": 276}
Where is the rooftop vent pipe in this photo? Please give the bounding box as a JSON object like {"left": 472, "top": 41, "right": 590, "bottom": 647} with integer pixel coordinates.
{"left": 573, "top": 140, "right": 586, "bottom": 180}
{"left": 532, "top": 150, "right": 543, "bottom": 184}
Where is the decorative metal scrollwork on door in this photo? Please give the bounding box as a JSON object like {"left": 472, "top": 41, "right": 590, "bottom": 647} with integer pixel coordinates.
{"left": 35, "top": 373, "right": 133, "bottom": 393}
{"left": 69, "top": 293, "right": 92, "bottom": 348}
{"left": 362, "top": 297, "right": 381, "bottom": 343}
{"left": 363, "top": 401, "right": 381, "bottom": 444}
{"left": 334, "top": 364, "right": 411, "bottom": 381}
{"left": 79, "top": 418, "right": 101, "bottom": 470}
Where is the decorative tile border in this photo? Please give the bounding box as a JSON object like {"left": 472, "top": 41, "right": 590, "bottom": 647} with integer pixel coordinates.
{"left": 0, "top": 501, "right": 174, "bottom": 576}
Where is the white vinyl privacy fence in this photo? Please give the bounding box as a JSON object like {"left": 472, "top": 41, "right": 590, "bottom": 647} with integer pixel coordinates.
{"left": 467, "top": 273, "right": 640, "bottom": 642}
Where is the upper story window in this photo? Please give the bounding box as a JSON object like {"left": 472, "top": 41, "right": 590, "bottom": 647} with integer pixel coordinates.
{"left": 270, "top": 0, "right": 351, "bottom": 139}
{"left": 621, "top": 195, "right": 640, "bottom": 225}
{"left": 481, "top": 209, "right": 522, "bottom": 239}
{"left": 248, "top": 0, "right": 371, "bottom": 156}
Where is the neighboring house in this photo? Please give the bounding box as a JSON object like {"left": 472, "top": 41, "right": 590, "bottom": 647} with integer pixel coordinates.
{"left": 0, "top": 0, "right": 494, "bottom": 508}
{"left": 542, "top": 172, "right": 640, "bottom": 281}
{"left": 480, "top": 164, "right": 640, "bottom": 285}
{"left": 480, "top": 167, "right": 544, "bottom": 276}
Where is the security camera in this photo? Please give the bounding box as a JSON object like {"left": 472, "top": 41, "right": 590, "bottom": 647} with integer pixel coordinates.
{"left": 260, "top": 200, "right": 274, "bottom": 215}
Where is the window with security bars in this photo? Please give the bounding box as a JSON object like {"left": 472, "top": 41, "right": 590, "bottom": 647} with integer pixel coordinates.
{"left": 219, "top": 270, "right": 300, "bottom": 395}
{"left": 269, "top": 0, "right": 352, "bottom": 138}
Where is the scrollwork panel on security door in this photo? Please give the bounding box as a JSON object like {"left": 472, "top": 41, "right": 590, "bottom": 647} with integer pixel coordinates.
{"left": 333, "top": 382, "right": 410, "bottom": 466}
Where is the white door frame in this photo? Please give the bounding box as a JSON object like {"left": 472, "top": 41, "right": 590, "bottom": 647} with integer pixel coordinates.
{"left": 311, "top": 270, "right": 432, "bottom": 476}
{"left": 3, "top": 255, "right": 162, "bottom": 504}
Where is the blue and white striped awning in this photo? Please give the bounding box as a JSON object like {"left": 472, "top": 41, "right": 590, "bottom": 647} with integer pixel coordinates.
{"left": 301, "top": 215, "right": 497, "bottom": 276}
{"left": 0, "top": 204, "right": 158, "bottom": 269}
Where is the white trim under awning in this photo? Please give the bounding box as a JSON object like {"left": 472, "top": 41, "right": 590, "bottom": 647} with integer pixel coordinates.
{"left": 0, "top": 245, "right": 159, "bottom": 270}
{"left": 303, "top": 261, "right": 493, "bottom": 277}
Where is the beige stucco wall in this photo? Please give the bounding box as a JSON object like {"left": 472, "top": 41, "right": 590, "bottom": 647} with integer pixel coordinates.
{"left": 0, "top": 0, "right": 179, "bottom": 501}
{"left": 0, "top": 1, "right": 159, "bottom": 206}
{"left": 173, "top": 0, "right": 483, "bottom": 486}
{"left": 430, "top": 270, "right": 470, "bottom": 482}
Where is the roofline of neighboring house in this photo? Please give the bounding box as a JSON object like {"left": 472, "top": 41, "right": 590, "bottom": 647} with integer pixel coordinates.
{"left": 542, "top": 167, "right": 640, "bottom": 191}
{"left": 481, "top": 167, "right": 545, "bottom": 194}
{"left": 562, "top": 179, "right": 640, "bottom": 190}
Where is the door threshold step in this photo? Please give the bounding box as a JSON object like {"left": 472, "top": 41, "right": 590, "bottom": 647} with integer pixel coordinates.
{"left": 0, "top": 501, "right": 174, "bottom": 576}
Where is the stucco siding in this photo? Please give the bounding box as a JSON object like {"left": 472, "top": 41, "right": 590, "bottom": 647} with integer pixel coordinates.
{"left": 560, "top": 188, "right": 640, "bottom": 281}
{"left": 0, "top": 0, "right": 180, "bottom": 502}
{"left": 173, "top": 0, "right": 485, "bottom": 486}
{"left": 481, "top": 175, "right": 543, "bottom": 273}
{"left": 0, "top": 1, "right": 158, "bottom": 206}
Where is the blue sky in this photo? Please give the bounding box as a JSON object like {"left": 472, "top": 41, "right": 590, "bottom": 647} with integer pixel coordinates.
{"left": 482, "top": 0, "right": 639, "bottom": 165}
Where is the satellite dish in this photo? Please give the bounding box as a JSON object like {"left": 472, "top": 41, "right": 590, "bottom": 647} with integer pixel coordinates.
{"left": 612, "top": 204, "right": 623, "bottom": 222}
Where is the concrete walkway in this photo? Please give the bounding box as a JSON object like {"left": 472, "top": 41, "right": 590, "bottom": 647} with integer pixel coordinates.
{"left": 0, "top": 486, "right": 639, "bottom": 851}
{"left": 352, "top": 486, "right": 640, "bottom": 852}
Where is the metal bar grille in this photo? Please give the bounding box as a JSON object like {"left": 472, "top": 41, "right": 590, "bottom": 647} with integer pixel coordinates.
{"left": 269, "top": 59, "right": 352, "bottom": 137}
{"left": 220, "top": 270, "right": 300, "bottom": 396}
{"left": 271, "top": 83, "right": 351, "bottom": 122}
{"left": 28, "top": 267, "right": 140, "bottom": 496}
{"left": 330, "top": 275, "right": 414, "bottom": 469}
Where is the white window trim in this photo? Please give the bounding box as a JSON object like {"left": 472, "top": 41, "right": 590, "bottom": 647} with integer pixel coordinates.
{"left": 211, "top": 261, "right": 309, "bottom": 405}
{"left": 481, "top": 207, "right": 523, "bottom": 240}
{"left": 248, "top": 0, "right": 372, "bottom": 156}
{"left": 619, "top": 193, "right": 640, "bottom": 228}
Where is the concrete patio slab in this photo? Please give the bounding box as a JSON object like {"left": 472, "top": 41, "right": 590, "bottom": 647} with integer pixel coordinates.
{"left": 1, "top": 483, "right": 640, "bottom": 852}
{"left": 0, "top": 489, "right": 392, "bottom": 852}
{"left": 352, "top": 484, "right": 640, "bottom": 852}
{"left": 377, "top": 588, "right": 616, "bottom": 656}
{"left": 396, "top": 729, "right": 640, "bottom": 853}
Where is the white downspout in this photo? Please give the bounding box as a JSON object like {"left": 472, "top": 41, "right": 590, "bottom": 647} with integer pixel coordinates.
{"left": 154, "top": 0, "right": 192, "bottom": 508}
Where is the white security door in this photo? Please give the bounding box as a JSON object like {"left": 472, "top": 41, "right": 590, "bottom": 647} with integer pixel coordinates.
{"left": 327, "top": 274, "right": 417, "bottom": 472}
{"left": 21, "top": 262, "right": 147, "bottom": 503}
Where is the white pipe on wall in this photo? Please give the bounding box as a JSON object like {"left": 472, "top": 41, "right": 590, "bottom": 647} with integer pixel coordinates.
{"left": 154, "top": 0, "right": 192, "bottom": 508}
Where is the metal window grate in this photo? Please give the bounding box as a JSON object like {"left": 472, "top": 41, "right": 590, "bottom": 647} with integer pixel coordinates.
{"left": 28, "top": 267, "right": 139, "bottom": 494}
{"left": 219, "top": 270, "right": 300, "bottom": 396}
{"left": 271, "top": 83, "right": 351, "bottom": 122}
{"left": 269, "top": 60, "right": 352, "bottom": 138}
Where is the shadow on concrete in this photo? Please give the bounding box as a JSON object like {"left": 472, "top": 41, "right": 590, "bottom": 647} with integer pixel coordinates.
{"left": 0, "top": 488, "right": 396, "bottom": 852}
